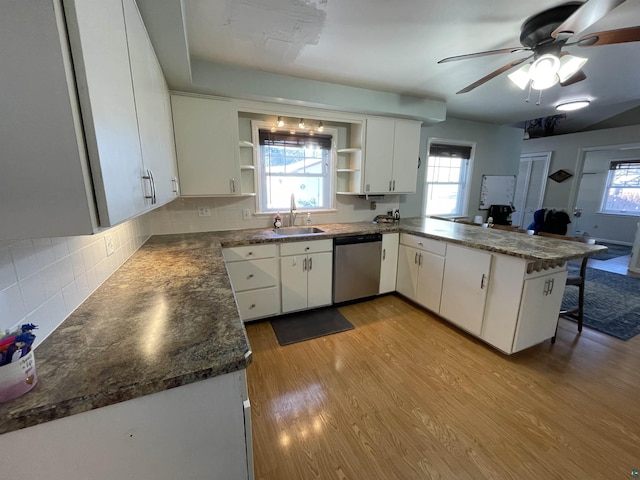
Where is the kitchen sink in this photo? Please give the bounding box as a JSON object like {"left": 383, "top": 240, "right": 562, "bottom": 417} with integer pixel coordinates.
{"left": 273, "top": 227, "right": 325, "bottom": 236}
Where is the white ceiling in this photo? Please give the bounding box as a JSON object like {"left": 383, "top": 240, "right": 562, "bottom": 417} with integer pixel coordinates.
{"left": 140, "top": 0, "right": 640, "bottom": 134}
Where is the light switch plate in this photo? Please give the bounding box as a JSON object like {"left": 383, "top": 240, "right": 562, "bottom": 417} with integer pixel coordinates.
{"left": 105, "top": 234, "right": 115, "bottom": 256}
{"left": 242, "top": 208, "right": 251, "bottom": 220}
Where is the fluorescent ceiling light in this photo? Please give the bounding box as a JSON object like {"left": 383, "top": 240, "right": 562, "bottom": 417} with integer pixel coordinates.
{"left": 556, "top": 100, "right": 590, "bottom": 111}
{"left": 558, "top": 55, "right": 588, "bottom": 83}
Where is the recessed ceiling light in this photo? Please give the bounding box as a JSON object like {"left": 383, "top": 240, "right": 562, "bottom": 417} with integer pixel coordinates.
{"left": 556, "top": 100, "right": 590, "bottom": 111}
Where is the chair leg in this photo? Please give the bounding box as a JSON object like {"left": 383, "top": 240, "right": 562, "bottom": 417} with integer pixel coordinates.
{"left": 577, "top": 282, "right": 585, "bottom": 333}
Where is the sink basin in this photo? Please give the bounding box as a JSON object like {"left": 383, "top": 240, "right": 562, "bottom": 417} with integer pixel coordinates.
{"left": 274, "top": 227, "right": 325, "bottom": 236}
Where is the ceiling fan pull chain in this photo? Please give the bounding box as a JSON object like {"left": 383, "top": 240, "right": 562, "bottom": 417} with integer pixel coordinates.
{"left": 525, "top": 83, "right": 532, "bottom": 103}
{"left": 536, "top": 89, "right": 543, "bottom": 106}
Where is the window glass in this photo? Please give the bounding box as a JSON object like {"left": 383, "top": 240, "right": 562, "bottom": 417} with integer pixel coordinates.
{"left": 424, "top": 143, "right": 472, "bottom": 217}
{"left": 602, "top": 161, "right": 640, "bottom": 214}
{"left": 256, "top": 128, "right": 334, "bottom": 213}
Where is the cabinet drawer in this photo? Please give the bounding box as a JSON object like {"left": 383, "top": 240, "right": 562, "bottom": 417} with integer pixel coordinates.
{"left": 280, "top": 239, "right": 332, "bottom": 256}
{"left": 400, "top": 234, "right": 446, "bottom": 256}
{"left": 223, "top": 244, "right": 277, "bottom": 262}
{"left": 236, "top": 287, "right": 280, "bottom": 321}
{"left": 226, "top": 258, "right": 278, "bottom": 291}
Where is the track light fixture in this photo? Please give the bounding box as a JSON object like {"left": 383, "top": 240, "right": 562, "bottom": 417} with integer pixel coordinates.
{"left": 299, "top": 118, "right": 305, "bottom": 129}
{"left": 277, "top": 116, "right": 284, "bottom": 127}
{"left": 317, "top": 121, "right": 324, "bottom": 132}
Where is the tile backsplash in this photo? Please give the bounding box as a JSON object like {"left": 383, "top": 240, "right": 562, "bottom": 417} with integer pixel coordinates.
{"left": 149, "top": 195, "right": 401, "bottom": 234}
{"left": 0, "top": 216, "right": 150, "bottom": 348}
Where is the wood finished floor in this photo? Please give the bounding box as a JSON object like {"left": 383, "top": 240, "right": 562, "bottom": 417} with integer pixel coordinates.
{"left": 245, "top": 295, "right": 640, "bottom": 480}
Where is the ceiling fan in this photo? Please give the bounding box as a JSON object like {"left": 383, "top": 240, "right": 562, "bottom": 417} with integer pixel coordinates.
{"left": 439, "top": 0, "right": 640, "bottom": 95}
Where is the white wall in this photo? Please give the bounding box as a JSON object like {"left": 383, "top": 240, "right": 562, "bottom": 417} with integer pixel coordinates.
{"left": 522, "top": 124, "right": 640, "bottom": 242}
{"left": 400, "top": 117, "right": 524, "bottom": 220}
{"left": 0, "top": 216, "right": 150, "bottom": 349}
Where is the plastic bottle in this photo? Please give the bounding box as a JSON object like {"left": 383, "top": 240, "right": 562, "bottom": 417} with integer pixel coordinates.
{"left": 274, "top": 212, "right": 282, "bottom": 228}
{"left": 305, "top": 212, "right": 312, "bottom": 225}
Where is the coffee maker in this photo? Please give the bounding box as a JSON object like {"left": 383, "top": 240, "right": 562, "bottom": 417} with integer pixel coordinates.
{"left": 488, "top": 204, "right": 514, "bottom": 225}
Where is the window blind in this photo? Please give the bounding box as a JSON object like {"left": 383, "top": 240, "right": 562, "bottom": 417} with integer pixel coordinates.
{"left": 429, "top": 143, "right": 472, "bottom": 159}
{"left": 259, "top": 130, "right": 332, "bottom": 150}
{"left": 609, "top": 160, "right": 640, "bottom": 170}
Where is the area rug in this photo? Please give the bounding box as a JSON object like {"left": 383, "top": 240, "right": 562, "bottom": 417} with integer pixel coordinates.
{"left": 271, "top": 308, "right": 354, "bottom": 346}
{"left": 562, "top": 265, "right": 640, "bottom": 340}
{"left": 593, "top": 243, "right": 632, "bottom": 261}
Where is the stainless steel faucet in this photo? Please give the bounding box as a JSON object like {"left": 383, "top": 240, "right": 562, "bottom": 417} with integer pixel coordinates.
{"left": 289, "top": 193, "right": 297, "bottom": 227}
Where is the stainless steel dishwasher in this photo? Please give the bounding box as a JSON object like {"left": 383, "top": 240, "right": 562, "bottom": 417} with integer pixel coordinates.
{"left": 333, "top": 233, "right": 382, "bottom": 303}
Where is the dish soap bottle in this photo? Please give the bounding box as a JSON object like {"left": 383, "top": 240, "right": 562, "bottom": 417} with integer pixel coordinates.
{"left": 305, "top": 212, "right": 312, "bottom": 226}
{"left": 274, "top": 212, "right": 282, "bottom": 228}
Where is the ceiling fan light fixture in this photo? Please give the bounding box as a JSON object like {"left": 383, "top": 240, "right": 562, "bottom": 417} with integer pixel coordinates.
{"left": 556, "top": 100, "right": 590, "bottom": 111}
{"left": 557, "top": 55, "right": 588, "bottom": 83}
{"left": 529, "top": 54, "right": 561, "bottom": 83}
{"left": 508, "top": 64, "right": 531, "bottom": 90}
{"left": 531, "top": 75, "right": 559, "bottom": 91}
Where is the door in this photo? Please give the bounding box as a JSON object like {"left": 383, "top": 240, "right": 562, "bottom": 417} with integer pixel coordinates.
{"left": 512, "top": 152, "right": 551, "bottom": 228}
{"left": 391, "top": 120, "right": 421, "bottom": 193}
{"left": 396, "top": 245, "right": 419, "bottom": 301}
{"left": 415, "top": 251, "right": 445, "bottom": 313}
{"left": 307, "top": 252, "right": 333, "bottom": 309}
{"left": 440, "top": 244, "right": 491, "bottom": 335}
{"left": 280, "top": 255, "right": 308, "bottom": 313}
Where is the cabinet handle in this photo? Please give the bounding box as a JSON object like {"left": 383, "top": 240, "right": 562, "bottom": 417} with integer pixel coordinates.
{"left": 417, "top": 242, "right": 423, "bottom": 247}
{"left": 414, "top": 252, "right": 419, "bottom": 264}
{"left": 382, "top": 248, "right": 386, "bottom": 260}
{"left": 305, "top": 247, "right": 310, "bottom": 251}
{"left": 543, "top": 279, "right": 549, "bottom": 295}
{"left": 480, "top": 273, "right": 487, "bottom": 289}
{"left": 249, "top": 304, "right": 256, "bottom": 309}
{"left": 142, "top": 170, "right": 156, "bottom": 204}
{"left": 393, "top": 180, "right": 396, "bottom": 191}
{"left": 247, "top": 251, "right": 253, "bottom": 256}
{"left": 149, "top": 170, "right": 156, "bottom": 204}
{"left": 231, "top": 178, "right": 236, "bottom": 193}
{"left": 419, "top": 253, "right": 423, "bottom": 266}
{"left": 247, "top": 274, "right": 254, "bottom": 279}
{"left": 308, "top": 257, "right": 313, "bottom": 271}
{"left": 171, "top": 176, "right": 179, "bottom": 195}
{"left": 389, "top": 180, "right": 392, "bottom": 192}
{"left": 303, "top": 258, "right": 307, "bottom": 272}
{"left": 549, "top": 277, "right": 555, "bottom": 294}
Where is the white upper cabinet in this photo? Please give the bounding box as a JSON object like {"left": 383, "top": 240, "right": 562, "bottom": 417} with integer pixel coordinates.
{"left": 171, "top": 95, "right": 242, "bottom": 196}
{"left": 0, "top": 0, "right": 177, "bottom": 241}
{"left": 362, "top": 117, "right": 421, "bottom": 194}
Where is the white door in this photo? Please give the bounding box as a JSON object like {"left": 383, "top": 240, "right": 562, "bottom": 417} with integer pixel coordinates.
{"left": 440, "top": 245, "right": 491, "bottom": 335}
{"left": 307, "top": 252, "right": 333, "bottom": 309}
{"left": 415, "top": 251, "right": 445, "bottom": 314}
{"left": 512, "top": 152, "right": 551, "bottom": 228}
{"left": 396, "top": 245, "right": 419, "bottom": 301}
{"left": 280, "top": 256, "right": 308, "bottom": 313}
{"left": 379, "top": 233, "right": 400, "bottom": 294}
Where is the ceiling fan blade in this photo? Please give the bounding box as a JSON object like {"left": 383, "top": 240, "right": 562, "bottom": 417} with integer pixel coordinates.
{"left": 552, "top": 0, "right": 627, "bottom": 39}
{"left": 456, "top": 57, "right": 531, "bottom": 94}
{"left": 438, "top": 47, "right": 528, "bottom": 64}
{"left": 575, "top": 26, "right": 640, "bottom": 46}
{"left": 560, "top": 69, "right": 587, "bottom": 86}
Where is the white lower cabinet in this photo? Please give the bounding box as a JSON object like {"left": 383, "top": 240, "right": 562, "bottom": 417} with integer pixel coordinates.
{"left": 223, "top": 245, "right": 280, "bottom": 322}
{"left": 396, "top": 234, "right": 446, "bottom": 313}
{"left": 0, "top": 370, "right": 254, "bottom": 480}
{"left": 280, "top": 240, "right": 333, "bottom": 313}
{"left": 439, "top": 244, "right": 492, "bottom": 336}
{"left": 379, "top": 233, "right": 399, "bottom": 294}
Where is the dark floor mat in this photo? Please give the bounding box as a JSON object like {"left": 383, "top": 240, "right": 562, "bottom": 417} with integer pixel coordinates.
{"left": 270, "top": 308, "right": 354, "bottom": 346}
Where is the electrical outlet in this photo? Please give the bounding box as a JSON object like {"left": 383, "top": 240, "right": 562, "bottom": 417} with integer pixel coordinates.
{"left": 242, "top": 208, "right": 251, "bottom": 220}
{"left": 198, "top": 207, "right": 211, "bottom": 217}
{"left": 370, "top": 201, "right": 377, "bottom": 210}
{"left": 105, "top": 234, "right": 115, "bottom": 257}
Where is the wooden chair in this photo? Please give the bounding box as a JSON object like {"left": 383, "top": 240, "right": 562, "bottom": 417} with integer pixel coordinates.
{"left": 537, "top": 232, "right": 589, "bottom": 342}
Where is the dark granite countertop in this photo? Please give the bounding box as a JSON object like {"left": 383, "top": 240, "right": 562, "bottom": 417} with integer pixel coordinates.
{"left": 0, "top": 217, "right": 605, "bottom": 435}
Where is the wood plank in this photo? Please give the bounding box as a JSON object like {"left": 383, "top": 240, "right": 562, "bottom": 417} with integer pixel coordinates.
{"left": 246, "top": 295, "right": 640, "bottom": 479}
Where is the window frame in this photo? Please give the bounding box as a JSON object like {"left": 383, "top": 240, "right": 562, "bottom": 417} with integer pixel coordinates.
{"left": 423, "top": 139, "right": 475, "bottom": 218}
{"left": 600, "top": 159, "right": 640, "bottom": 216}
{"left": 252, "top": 120, "right": 337, "bottom": 214}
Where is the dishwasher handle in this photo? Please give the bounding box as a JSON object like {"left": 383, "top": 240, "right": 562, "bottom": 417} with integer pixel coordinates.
{"left": 334, "top": 233, "right": 382, "bottom": 246}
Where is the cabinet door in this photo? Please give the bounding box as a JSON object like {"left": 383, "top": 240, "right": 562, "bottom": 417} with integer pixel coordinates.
{"left": 391, "top": 120, "right": 421, "bottom": 193}
{"left": 396, "top": 245, "right": 419, "bottom": 301}
{"left": 64, "top": 0, "right": 147, "bottom": 226}
{"left": 281, "top": 256, "right": 308, "bottom": 313}
{"left": 512, "top": 269, "right": 568, "bottom": 352}
{"left": 379, "top": 233, "right": 399, "bottom": 294}
{"left": 363, "top": 117, "right": 394, "bottom": 193}
{"left": 122, "top": 0, "right": 178, "bottom": 207}
{"left": 440, "top": 244, "right": 491, "bottom": 335}
{"left": 416, "top": 251, "right": 445, "bottom": 313}
{"left": 307, "top": 252, "right": 333, "bottom": 309}
{"left": 171, "top": 95, "right": 240, "bottom": 196}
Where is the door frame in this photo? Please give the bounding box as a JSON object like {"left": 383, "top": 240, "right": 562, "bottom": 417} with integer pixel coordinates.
{"left": 513, "top": 152, "right": 551, "bottom": 227}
